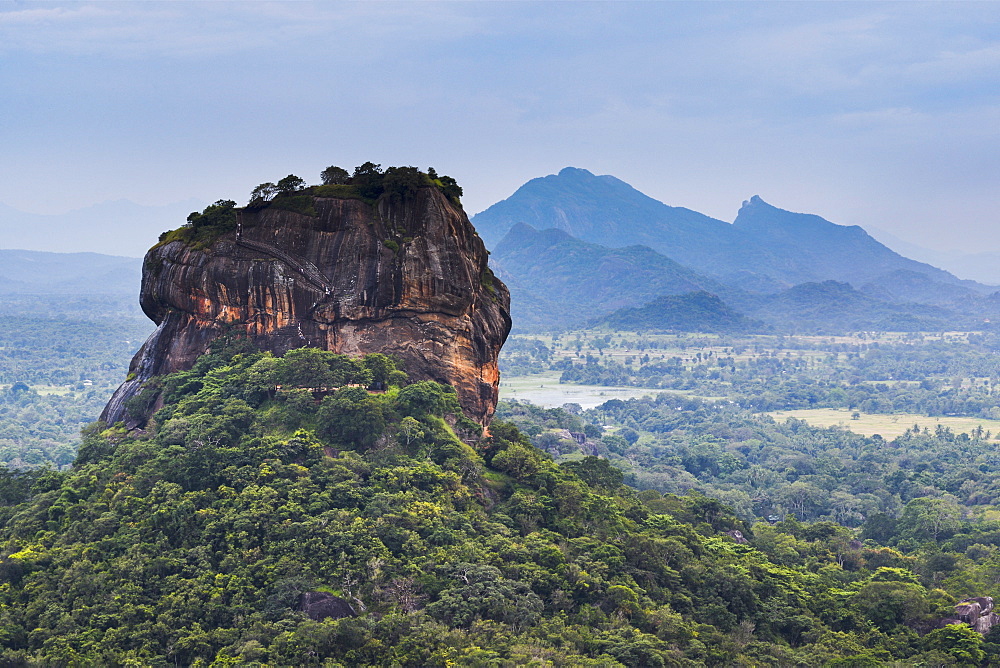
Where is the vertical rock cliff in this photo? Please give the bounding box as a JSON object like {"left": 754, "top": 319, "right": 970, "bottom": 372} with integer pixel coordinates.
{"left": 102, "top": 184, "right": 511, "bottom": 427}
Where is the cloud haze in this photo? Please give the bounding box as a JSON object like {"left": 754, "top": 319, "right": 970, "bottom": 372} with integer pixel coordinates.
{"left": 1, "top": 1, "right": 997, "bottom": 254}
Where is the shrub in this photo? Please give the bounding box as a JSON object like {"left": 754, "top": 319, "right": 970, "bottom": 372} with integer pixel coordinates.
{"left": 157, "top": 200, "right": 240, "bottom": 250}
{"left": 185, "top": 200, "right": 237, "bottom": 230}
{"left": 320, "top": 165, "right": 350, "bottom": 185}
{"left": 267, "top": 194, "right": 317, "bottom": 217}
{"left": 383, "top": 166, "right": 429, "bottom": 200}
{"left": 351, "top": 162, "right": 384, "bottom": 200}
{"left": 276, "top": 174, "right": 306, "bottom": 194}
{"left": 313, "top": 184, "right": 364, "bottom": 200}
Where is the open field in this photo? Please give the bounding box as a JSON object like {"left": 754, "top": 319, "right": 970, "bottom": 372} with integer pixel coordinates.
{"left": 767, "top": 407, "right": 1000, "bottom": 440}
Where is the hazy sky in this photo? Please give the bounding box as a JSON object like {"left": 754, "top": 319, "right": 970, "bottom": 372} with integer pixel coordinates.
{"left": 2, "top": 1, "right": 998, "bottom": 252}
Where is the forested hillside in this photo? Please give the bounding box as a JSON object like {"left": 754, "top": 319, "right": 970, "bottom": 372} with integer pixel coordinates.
{"left": 0, "top": 342, "right": 992, "bottom": 665}
{"left": 499, "top": 395, "right": 1000, "bottom": 528}
{"left": 594, "top": 292, "right": 767, "bottom": 334}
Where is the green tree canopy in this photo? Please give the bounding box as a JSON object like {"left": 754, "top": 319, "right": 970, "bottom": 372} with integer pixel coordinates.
{"left": 276, "top": 174, "right": 306, "bottom": 194}
{"left": 249, "top": 182, "right": 278, "bottom": 205}
{"left": 320, "top": 165, "right": 350, "bottom": 185}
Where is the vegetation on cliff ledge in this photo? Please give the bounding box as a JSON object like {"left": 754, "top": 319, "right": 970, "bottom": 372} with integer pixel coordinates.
{"left": 250, "top": 163, "right": 463, "bottom": 209}
{"left": 155, "top": 164, "right": 464, "bottom": 252}
{"left": 0, "top": 340, "right": 994, "bottom": 665}
{"left": 156, "top": 199, "right": 239, "bottom": 250}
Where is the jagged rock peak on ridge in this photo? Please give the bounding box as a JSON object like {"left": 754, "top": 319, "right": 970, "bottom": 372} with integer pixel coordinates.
{"left": 102, "top": 177, "right": 511, "bottom": 428}
{"left": 734, "top": 195, "right": 870, "bottom": 237}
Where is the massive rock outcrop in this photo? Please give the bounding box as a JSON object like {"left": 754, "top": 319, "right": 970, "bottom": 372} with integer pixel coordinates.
{"left": 102, "top": 184, "right": 511, "bottom": 427}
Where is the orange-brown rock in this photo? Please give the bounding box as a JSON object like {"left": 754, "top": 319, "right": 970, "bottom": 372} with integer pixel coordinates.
{"left": 102, "top": 186, "right": 511, "bottom": 427}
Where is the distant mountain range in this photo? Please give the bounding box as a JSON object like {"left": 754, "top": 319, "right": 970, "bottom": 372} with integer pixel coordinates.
{"left": 3, "top": 169, "right": 994, "bottom": 335}
{"left": 475, "top": 167, "right": 1000, "bottom": 334}
{"left": 475, "top": 167, "right": 740, "bottom": 277}
{"left": 0, "top": 198, "right": 204, "bottom": 258}
{"left": 474, "top": 167, "right": 986, "bottom": 293}
{"left": 0, "top": 249, "right": 142, "bottom": 295}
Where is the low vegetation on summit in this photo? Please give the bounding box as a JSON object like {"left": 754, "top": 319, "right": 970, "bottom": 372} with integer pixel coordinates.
{"left": 156, "top": 164, "right": 464, "bottom": 251}
{"left": 249, "top": 163, "right": 463, "bottom": 209}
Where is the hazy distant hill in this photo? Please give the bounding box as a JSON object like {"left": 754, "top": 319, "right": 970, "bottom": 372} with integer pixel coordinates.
{"left": 859, "top": 269, "right": 986, "bottom": 309}
{"left": 491, "top": 222, "right": 730, "bottom": 330}
{"left": 0, "top": 249, "right": 141, "bottom": 295}
{"left": 594, "top": 291, "right": 767, "bottom": 333}
{"left": 741, "top": 280, "right": 966, "bottom": 334}
{"left": 490, "top": 223, "right": 985, "bottom": 334}
{"left": 596, "top": 280, "right": 980, "bottom": 336}
{"left": 474, "top": 167, "right": 745, "bottom": 275}
{"left": 473, "top": 168, "right": 987, "bottom": 304}
{"left": 0, "top": 198, "right": 203, "bottom": 257}
{"left": 867, "top": 225, "right": 1000, "bottom": 286}
{"left": 731, "top": 196, "right": 986, "bottom": 291}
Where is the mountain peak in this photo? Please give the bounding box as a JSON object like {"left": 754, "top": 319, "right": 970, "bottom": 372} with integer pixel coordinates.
{"left": 734, "top": 198, "right": 837, "bottom": 232}
{"left": 740, "top": 195, "right": 770, "bottom": 211}
{"left": 557, "top": 166, "right": 596, "bottom": 178}
{"left": 495, "top": 223, "right": 577, "bottom": 256}
{"left": 471, "top": 168, "right": 729, "bottom": 250}
{"left": 507, "top": 221, "right": 539, "bottom": 236}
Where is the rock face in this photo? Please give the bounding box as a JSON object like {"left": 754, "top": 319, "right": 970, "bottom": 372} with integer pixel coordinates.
{"left": 102, "top": 186, "right": 511, "bottom": 427}
{"left": 298, "top": 592, "right": 356, "bottom": 621}
{"left": 940, "top": 596, "right": 999, "bottom": 634}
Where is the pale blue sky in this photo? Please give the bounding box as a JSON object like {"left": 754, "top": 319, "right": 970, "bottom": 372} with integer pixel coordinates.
{"left": 2, "top": 1, "right": 998, "bottom": 252}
